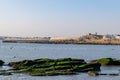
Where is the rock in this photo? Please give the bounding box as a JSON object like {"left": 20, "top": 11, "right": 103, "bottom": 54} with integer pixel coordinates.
{"left": 96, "top": 58, "right": 113, "bottom": 65}
{"left": 88, "top": 71, "right": 119, "bottom": 76}
{"left": 0, "top": 72, "right": 12, "bottom": 76}
{"left": 94, "top": 58, "right": 120, "bottom": 66}
{"left": 8, "top": 58, "right": 101, "bottom": 76}
{"left": 0, "top": 60, "right": 4, "bottom": 66}
{"left": 99, "top": 73, "right": 107, "bottom": 75}
{"left": 108, "top": 73, "right": 119, "bottom": 76}
{"left": 74, "top": 62, "right": 101, "bottom": 72}
{"left": 88, "top": 71, "right": 98, "bottom": 76}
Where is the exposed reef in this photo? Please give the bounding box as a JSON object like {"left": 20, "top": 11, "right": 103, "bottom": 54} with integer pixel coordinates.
{"left": 0, "top": 58, "right": 120, "bottom": 76}
{"left": 8, "top": 58, "right": 101, "bottom": 76}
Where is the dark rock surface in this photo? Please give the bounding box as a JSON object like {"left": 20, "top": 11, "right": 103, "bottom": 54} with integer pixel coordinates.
{"left": 0, "top": 60, "right": 4, "bottom": 66}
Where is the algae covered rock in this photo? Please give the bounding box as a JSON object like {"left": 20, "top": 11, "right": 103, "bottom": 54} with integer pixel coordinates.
{"left": 8, "top": 58, "right": 101, "bottom": 76}
{"left": 72, "top": 62, "right": 101, "bottom": 72}
{"left": 95, "top": 58, "right": 120, "bottom": 66}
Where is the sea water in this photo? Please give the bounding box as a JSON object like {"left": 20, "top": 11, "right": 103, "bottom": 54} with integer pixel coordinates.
{"left": 0, "top": 42, "right": 120, "bottom": 80}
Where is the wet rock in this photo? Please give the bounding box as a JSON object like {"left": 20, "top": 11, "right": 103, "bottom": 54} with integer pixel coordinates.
{"left": 0, "top": 72, "right": 12, "bottom": 76}
{"left": 88, "top": 71, "right": 119, "bottom": 76}
{"left": 88, "top": 71, "right": 99, "bottom": 76}
{"left": 94, "top": 58, "right": 120, "bottom": 66}
{"left": 108, "top": 73, "right": 119, "bottom": 76}
{"left": 72, "top": 62, "right": 101, "bottom": 72}
{"left": 99, "top": 73, "right": 107, "bottom": 75}
{"left": 0, "top": 60, "right": 4, "bottom": 66}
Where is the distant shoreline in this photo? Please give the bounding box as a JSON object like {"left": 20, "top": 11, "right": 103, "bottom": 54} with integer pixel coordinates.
{"left": 1, "top": 33, "right": 120, "bottom": 45}
{"left": 2, "top": 40, "right": 120, "bottom": 45}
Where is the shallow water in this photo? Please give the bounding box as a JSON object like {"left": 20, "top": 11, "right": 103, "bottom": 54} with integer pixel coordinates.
{"left": 0, "top": 42, "right": 120, "bottom": 80}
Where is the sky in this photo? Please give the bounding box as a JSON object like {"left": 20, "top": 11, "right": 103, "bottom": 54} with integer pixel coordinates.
{"left": 0, "top": 0, "right": 120, "bottom": 37}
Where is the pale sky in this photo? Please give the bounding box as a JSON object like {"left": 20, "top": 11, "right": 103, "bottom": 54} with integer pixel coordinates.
{"left": 0, "top": 0, "right": 120, "bottom": 37}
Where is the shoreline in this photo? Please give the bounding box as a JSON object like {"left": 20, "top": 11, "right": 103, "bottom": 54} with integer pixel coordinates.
{"left": 2, "top": 34, "right": 120, "bottom": 45}
{"left": 2, "top": 41, "right": 120, "bottom": 45}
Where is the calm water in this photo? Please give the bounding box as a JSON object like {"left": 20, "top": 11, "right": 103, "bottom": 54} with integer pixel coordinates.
{"left": 0, "top": 42, "right": 120, "bottom": 80}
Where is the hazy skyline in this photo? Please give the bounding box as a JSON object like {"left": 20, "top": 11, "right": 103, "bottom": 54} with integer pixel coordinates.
{"left": 0, "top": 0, "right": 120, "bottom": 37}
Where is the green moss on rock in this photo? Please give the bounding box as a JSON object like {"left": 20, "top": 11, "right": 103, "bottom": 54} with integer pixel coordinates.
{"left": 95, "top": 58, "right": 120, "bottom": 66}
{"left": 8, "top": 58, "right": 101, "bottom": 76}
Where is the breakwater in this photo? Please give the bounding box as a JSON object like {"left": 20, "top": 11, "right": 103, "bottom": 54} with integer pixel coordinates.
{"left": 2, "top": 38, "right": 120, "bottom": 45}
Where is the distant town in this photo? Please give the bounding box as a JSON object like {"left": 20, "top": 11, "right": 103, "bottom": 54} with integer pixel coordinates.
{"left": 0, "top": 33, "right": 120, "bottom": 45}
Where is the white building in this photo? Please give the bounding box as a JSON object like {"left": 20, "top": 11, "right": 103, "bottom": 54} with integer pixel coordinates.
{"left": 103, "top": 35, "right": 120, "bottom": 39}
{"left": 103, "top": 35, "right": 115, "bottom": 39}
{"left": 115, "top": 35, "right": 120, "bottom": 39}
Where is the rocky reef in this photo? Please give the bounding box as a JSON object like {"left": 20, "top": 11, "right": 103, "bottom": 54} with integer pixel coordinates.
{"left": 8, "top": 58, "right": 101, "bottom": 76}
{"left": 1, "top": 58, "right": 120, "bottom": 76}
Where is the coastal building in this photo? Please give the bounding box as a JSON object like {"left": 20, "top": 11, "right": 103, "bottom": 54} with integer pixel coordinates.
{"left": 115, "top": 35, "right": 120, "bottom": 39}
{"left": 103, "top": 35, "right": 120, "bottom": 39}
{"left": 84, "top": 33, "right": 103, "bottom": 40}
{"left": 103, "top": 35, "right": 115, "bottom": 39}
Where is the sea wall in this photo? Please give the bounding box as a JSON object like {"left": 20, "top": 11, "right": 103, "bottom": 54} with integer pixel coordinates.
{"left": 2, "top": 36, "right": 120, "bottom": 45}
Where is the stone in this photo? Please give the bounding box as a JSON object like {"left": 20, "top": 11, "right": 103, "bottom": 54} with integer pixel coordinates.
{"left": 88, "top": 71, "right": 98, "bottom": 76}
{"left": 0, "top": 60, "right": 4, "bottom": 66}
